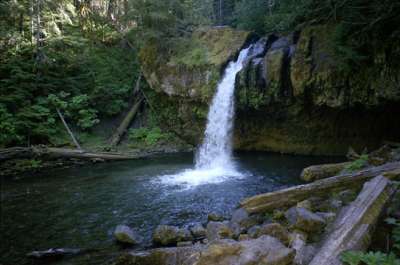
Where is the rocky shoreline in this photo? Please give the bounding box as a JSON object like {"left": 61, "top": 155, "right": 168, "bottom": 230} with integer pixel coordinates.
{"left": 103, "top": 145, "right": 400, "bottom": 265}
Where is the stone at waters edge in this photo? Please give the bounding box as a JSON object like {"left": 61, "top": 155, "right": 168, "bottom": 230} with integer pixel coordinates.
{"left": 196, "top": 235, "right": 295, "bottom": 265}
{"left": 285, "top": 207, "right": 326, "bottom": 233}
{"left": 114, "top": 225, "right": 141, "bottom": 245}
{"left": 206, "top": 221, "right": 234, "bottom": 241}
{"left": 190, "top": 223, "right": 206, "bottom": 239}
{"left": 152, "top": 225, "right": 193, "bottom": 246}
{"left": 208, "top": 212, "right": 224, "bottom": 222}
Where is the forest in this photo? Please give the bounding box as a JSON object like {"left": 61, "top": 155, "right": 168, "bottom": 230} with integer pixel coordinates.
{"left": 1, "top": 0, "right": 399, "bottom": 148}
{"left": 1, "top": 1, "right": 400, "bottom": 265}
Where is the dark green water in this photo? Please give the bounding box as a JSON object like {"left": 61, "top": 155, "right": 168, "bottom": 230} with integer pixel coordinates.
{"left": 0, "top": 152, "right": 341, "bottom": 265}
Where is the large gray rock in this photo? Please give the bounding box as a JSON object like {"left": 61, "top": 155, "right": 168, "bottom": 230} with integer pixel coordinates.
{"left": 285, "top": 207, "right": 326, "bottom": 233}
{"left": 190, "top": 223, "right": 206, "bottom": 239}
{"left": 197, "top": 235, "right": 295, "bottom": 265}
{"left": 289, "top": 231, "right": 317, "bottom": 265}
{"left": 208, "top": 212, "right": 224, "bottom": 222}
{"left": 153, "top": 225, "right": 193, "bottom": 246}
{"left": 230, "top": 208, "right": 260, "bottom": 233}
{"left": 206, "top": 221, "right": 234, "bottom": 241}
{"left": 114, "top": 225, "right": 141, "bottom": 245}
{"left": 257, "top": 223, "right": 290, "bottom": 245}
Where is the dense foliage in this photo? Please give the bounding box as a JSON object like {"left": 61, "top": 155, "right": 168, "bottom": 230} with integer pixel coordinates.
{"left": 1, "top": 0, "right": 399, "bottom": 148}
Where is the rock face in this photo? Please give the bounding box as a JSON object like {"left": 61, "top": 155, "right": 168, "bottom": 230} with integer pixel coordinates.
{"left": 140, "top": 25, "right": 400, "bottom": 155}
{"left": 114, "top": 225, "right": 141, "bottom": 245}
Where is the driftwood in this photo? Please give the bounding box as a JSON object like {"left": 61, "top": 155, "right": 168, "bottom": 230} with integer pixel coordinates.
{"left": 309, "top": 176, "right": 396, "bottom": 265}
{"left": 300, "top": 162, "right": 351, "bottom": 182}
{"left": 109, "top": 96, "right": 144, "bottom": 147}
{"left": 27, "top": 248, "right": 82, "bottom": 259}
{"left": 0, "top": 146, "right": 138, "bottom": 163}
{"left": 240, "top": 162, "right": 400, "bottom": 214}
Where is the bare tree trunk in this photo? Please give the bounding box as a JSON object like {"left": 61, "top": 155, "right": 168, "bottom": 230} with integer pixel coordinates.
{"left": 56, "top": 108, "right": 83, "bottom": 151}
{"left": 109, "top": 97, "right": 143, "bottom": 147}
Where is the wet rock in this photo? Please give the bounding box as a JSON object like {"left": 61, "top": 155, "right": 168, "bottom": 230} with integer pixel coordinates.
{"left": 285, "top": 207, "right": 326, "bottom": 233}
{"left": 206, "top": 221, "right": 234, "bottom": 241}
{"left": 208, "top": 212, "right": 224, "bottom": 222}
{"left": 153, "top": 225, "right": 193, "bottom": 246}
{"left": 196, "top": 235, "right": 295, "bottom": 265}
{"left": 114, "top": 225, "right": 141, "bottom": 245}
{"left": 258, "top": 223, "right": 290, "bottom": 245}
{"left": 190, "top": 223, "right": 206, "bottom": 239}
{"left": 178, "top": 227, "right": 194, "bottom": 242}
{"left": 230, "top": 208, "right": 260, "bottom": 233}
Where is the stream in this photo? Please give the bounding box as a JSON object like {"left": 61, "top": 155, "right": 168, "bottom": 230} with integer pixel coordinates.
{"left": 0, "top": 152, "right": 342, "bottom": 264}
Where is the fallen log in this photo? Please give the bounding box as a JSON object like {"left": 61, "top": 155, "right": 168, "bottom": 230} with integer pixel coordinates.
{"left": 109, "top": 96, "right": 144, "bottom": 147}
{"left": 240, "top": 162, "right": 400, "bottom": 214}
{"left": 0, "top": 146, "right": 138, "bottom": 163}
{"left": 309, "top": 176, "right": 396, "bottom": 265}
{"left": 27, "top": 248, "right": 82, "bottom": 259}
{"left": 300, "top": 162, "right": 351, "bottom": 182}
{"left": 0, "top": 147, "right": 35, "bottom": 162}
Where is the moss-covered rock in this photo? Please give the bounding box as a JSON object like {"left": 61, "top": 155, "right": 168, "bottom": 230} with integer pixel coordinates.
{"left": 141, "top": 25, "right": 400, "bottom": 155}
{"left": 140, "top": 26, "right": 251, "bottom": 102}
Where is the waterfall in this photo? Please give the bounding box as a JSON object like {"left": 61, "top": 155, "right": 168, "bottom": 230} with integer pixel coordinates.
{"left": 159, "top": 43, "right": 265, "bottom": 187}
{"left": 195, "top": 46, "right": 251, "bottom": 170}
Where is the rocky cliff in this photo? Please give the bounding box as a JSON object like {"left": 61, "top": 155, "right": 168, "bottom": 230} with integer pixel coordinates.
{"left": 140, "top": 26, "right": 400, "bottom": 155}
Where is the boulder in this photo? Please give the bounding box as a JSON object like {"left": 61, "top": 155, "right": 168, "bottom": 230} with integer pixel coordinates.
{"left": 206, "top": 221, "right": 234, "bottom": 241}
{"left": 190, "top": 223, "right": 206, "bottom": 239}
{"left": 289, "top": 231, "right": 317, "bottom": 265}
{"left": 230, "top": 208, "right": 260, "bottom": 233}
{"left": 257, "top": 223, "right": 290, "bottom": 245}
{"left": 114, "top": 225, "right": 141, "bottom": 245}
{"left": 196, "top": 235, "right": 295, "bottom": 265}
{"left": 208, "top": 212, "right": 224, "bottom": 222}
{"left": 285, "top": 207, "right": 326, "bottom": 233}
{"left": 153, "top": 225, "right": 193, "bottom": 246}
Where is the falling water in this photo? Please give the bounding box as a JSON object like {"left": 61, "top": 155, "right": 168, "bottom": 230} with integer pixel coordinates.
{"left": 195, "top": 47, "right": 251, "bottom": 170}
{"left": 159, "top": 44, "right": 263, "bottom": 187}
